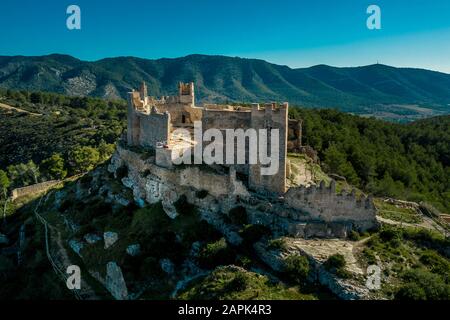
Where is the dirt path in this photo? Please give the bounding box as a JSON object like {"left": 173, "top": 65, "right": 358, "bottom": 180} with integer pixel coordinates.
{"left": 34, "top": 194, "right": 99, "bottom": 300}
{"left": 0, "top": 102, "right": 42, "bottom": 116}
{"left": 50, "top": 226, "right": 100, "bottom": 300}
{"left": 377, "top": 215, "right": 447, "bottom": 234}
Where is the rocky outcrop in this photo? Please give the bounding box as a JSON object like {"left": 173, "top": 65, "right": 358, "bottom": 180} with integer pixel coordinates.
{"left": 254, "top": 238, "right": 372, "bottom": 300}
{"left": 160, "top": 258, "right": 175, "bottom": 275}
{"left": 105, "top": 261, "right": 128, "bottom": 300}
{"left": 0, "top": 233, "right": 9, "bottom": 245}
{"left": 84, "top": 234, "right": 102, "bottom": 244}
{"left": 69, "top": 239, "right": 84, "bottom": 257}
{"left": 104, "top": 232, "right": 119, "bottom": 249}
{"left": 126, "top": 244, "right": 141, "bottom": 257}
{"left": 109, "top": 145, "right": 379, "bottom": 239}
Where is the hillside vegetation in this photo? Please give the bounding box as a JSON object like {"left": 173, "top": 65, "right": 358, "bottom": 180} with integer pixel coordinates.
{"left": 0, "top": 89, "right": 448, "bottom": 212}
{"left": 290, "top": 108, "right": 449, "bottom": 213}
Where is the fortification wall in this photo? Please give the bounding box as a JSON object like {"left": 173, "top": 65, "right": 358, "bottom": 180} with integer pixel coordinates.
{"left": 284, "top": 182, "right": 378, "bottom": 230}
{"left": 202, "top": 109, "right": 252, "bottom": 130}
{"left": 127, "top": 93, "right": 141, "bottom": 146}
{"left": 11, "top": 180, "right": 60, "bottom": 200}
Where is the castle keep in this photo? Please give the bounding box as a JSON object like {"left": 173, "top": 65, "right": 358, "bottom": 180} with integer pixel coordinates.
{"left": 118, "top": 82, "right": 378, "bottom": 239}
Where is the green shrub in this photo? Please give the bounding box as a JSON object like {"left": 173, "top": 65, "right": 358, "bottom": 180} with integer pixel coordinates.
{"left": 396, "top": 268, "right": 450, "bottom": 300}
{"left": 419, "top": 250, "right": 450, "bottom": 281}
{"left": 58, "top": 199, "right": 74, "bottom": 212}
{"left": 267, "top": 238, "right": 287, "bottom": 251}
{"left": 116, "top": 165, "right": 128, "bottom": 180}
{"left": 198, "top": 238, "right": 235, "bottom": 269}
{"left": 228, "top": 206, "right": 248, "bottom": 225}
{"left": 395, "top": 283, "right": 427, "bottom": 300}
{"left": 323, "top": 254, "right": 351, "bottom": 279}
{"left": 225, "top": 272, "right": 248, "bottom": 292}
{"left": 196, "top": 190, "right": 209, "bottom": 199}
{"left": 284, "top": 254, "right": 310, "bottom": 284}
{"left": 379, "top": 228, "right": 403, "bottom": 243}
{"left": 324, "top": 254, "right": 346, "bottom": 271}
{"left": 240, "top": 224, "right": 270, "bottom": 246}
{"left": 236, "top": 256, "right": 252, "bottom": 269}
{"left": 348, "top": 230, "right": 360, "bottom": 241}
{"left": 174, "top": 195, "right": 196, "bottom": 215}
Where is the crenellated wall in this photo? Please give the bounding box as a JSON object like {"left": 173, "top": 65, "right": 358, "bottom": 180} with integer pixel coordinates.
{"left": 284, "top": 181, "right": 378, "bottom": 231}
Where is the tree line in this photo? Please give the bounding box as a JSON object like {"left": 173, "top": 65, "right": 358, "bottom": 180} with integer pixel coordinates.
{"left": 289, "top": 108, "right": 449, "bottom": 212}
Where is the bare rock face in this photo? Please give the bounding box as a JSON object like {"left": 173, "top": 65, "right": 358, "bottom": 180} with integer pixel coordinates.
{"left": 104, "top": 232, "right": 119, "bottom": 249}
{"left": 126, "top": 244, "right": 141, "bottom": 257}
{"left": 84, "top": 233, "right": 102, "bottom": 244}
{"left": 160, "top": 258, "right": 175, "bottom": 275}
{"left": 255, "top": 238, "right": 372, "bottom": 300}
{"left": 105, "top": 261, "right": 128, "bottom": 300}
{"left": 69, "top": 239, "right": 84, "bottom": 257}
{"left": 0, "top": 233, "right": 9, "bottom": 245}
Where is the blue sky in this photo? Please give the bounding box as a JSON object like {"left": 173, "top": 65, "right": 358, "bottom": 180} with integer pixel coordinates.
{"left": 1, "top": 0, "right": 449, "bottom": 72}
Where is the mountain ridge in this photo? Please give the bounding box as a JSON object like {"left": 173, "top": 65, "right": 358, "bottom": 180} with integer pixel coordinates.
{"left": 0, "top": 53, "right": 449, "bottom": 118}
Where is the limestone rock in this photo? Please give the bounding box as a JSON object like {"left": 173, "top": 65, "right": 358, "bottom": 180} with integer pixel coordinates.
{"left": 104, "top": 231, "right": 119, "bottom": 249}
{"left": 114, "top": 194, "right": 130, "bottom": 207}
{"left": 126, "top": 244, "right": 141, "bottom": 256}
{"left": 160, "top": 258, "right": 175, "bottom": 275}
{"left": 135, "top": 198, "right": 145, "bottom": 208}
{"left": 69, "top": 239, "right": 84, "bottom": 257}
{"left": 105, "top": 261, "right": 128, "bottom": 300}
{"left": 190, "top": 241, "right": 202, "bottom": 257}
{"left": 84, "top": 233, "right": 102, "bottom": 244}
{"left": 317, "top": 267, "right": 370, "bottom": 300}
{"left": 162, "top": 200, "right": 178, "bottom": 219}
{"left": 0, "top": 233, "right": 9, "bottom": 245}
{"left": 253, "top": 242, "right": 286, "bottom": 272}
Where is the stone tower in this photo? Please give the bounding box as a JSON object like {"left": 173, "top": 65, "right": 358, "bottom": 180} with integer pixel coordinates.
{"left": 178, "top": 82, "right": 195, "bottom": 105}
{"left": 139, "top": 81, "right": 148, "bottom": 101}
{"left": 248, "top": 102, "right": 288, "bottom": 194}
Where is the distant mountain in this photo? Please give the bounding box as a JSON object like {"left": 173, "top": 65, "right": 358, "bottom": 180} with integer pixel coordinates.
{"left": 0, "top": 54, "right": 449, "bottom": 117}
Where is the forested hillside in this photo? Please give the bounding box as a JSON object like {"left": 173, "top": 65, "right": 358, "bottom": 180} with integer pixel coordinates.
{"left": 0, "top": 89, "right": 448, "bottom": 212}
{"left": 0, "top": 88, "right": 125, "bottom": 189}
{"left": 290, "top": 108, "right": 449, "bottom": 212}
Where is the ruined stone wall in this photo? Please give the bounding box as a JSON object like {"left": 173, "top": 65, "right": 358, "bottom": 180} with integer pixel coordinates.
{"left": 287, "top": 119, "right": 302, "bottom": 152}
{"left": 284, "top": 181, "right": 378, "bottom": 230}
{"left": 126, "top": 92, "right": 141, "bottom": 146}
{"left": 110, "top": 146, "right": 250, "bottom": 209}
{"left": 138, "top": 110, "right": 171, "bottom": 148}
{"left": 154, "top": 102, "right": 203, "bottom": 126}
{"left": 202, "top": 109, "right": 252, "bottom": 130}
{"left": 11, "top": 180, "right": 60, "bottom": 200}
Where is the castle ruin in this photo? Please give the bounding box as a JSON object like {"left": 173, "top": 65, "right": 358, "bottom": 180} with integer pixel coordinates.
{"left": 127, "top": 82, "right": 301, "bottom": 194}
{"left": 116, "top": 82, "right": 379, "bottom": 239}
